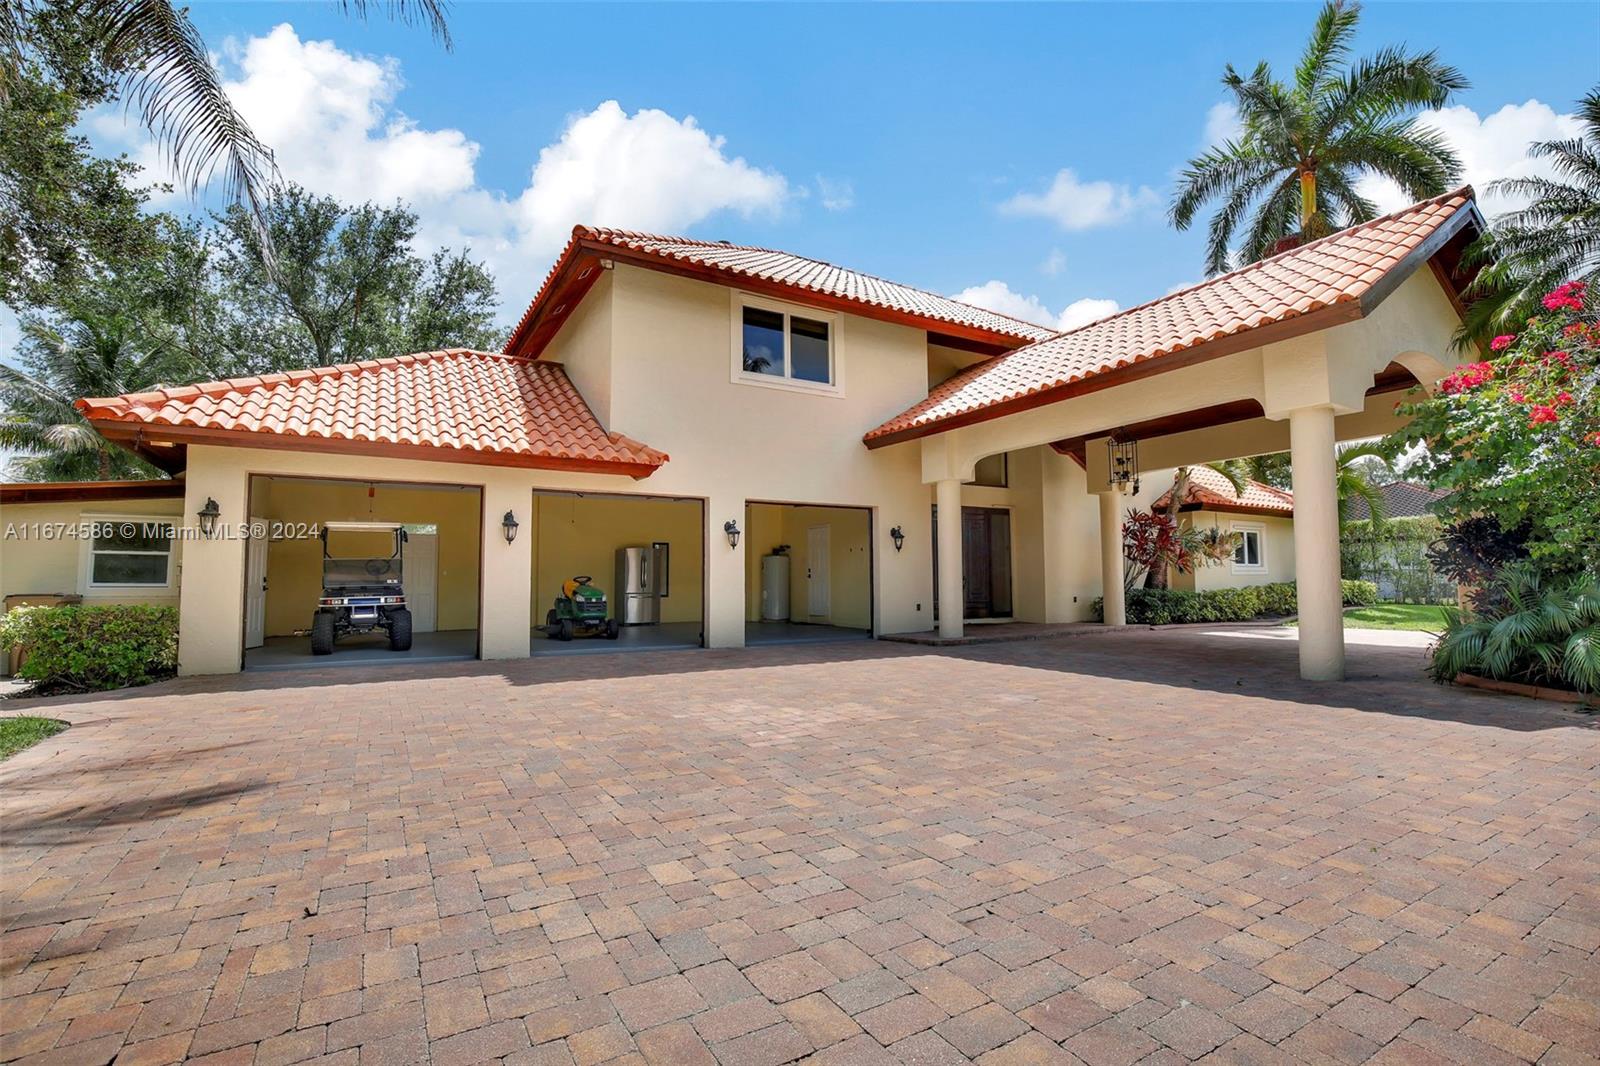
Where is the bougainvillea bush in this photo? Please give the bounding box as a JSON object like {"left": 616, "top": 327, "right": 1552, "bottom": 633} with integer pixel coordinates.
{"left": 1398, "top": 281, "right": 1600, "bottom": 578}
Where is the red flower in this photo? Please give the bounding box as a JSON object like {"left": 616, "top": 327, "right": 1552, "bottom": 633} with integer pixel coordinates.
{"left": 1557, "top": 391, "right": 1574, "bottom": 405}
{"left": 1529, "top": 405, "right": 1560, "bottom": 425}
{"left": 1545, "top": 350, "right": 1572, "bottom": 365}
{"left": 1509, "top": 390, "right": 1526, "bottom": 403}
{"left": 1490, "top": 334, "right": 1516, "bottom": 351}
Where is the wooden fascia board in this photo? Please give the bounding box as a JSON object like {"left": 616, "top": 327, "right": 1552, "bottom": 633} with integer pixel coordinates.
{"left": 89, "top": 421, "right": 664, "bottom": 480}
{"left": 0, "top": 480, "right": 186, "bottom": 505}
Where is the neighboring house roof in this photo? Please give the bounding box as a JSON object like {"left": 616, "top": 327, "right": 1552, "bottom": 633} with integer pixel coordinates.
{"left": 505, "top": 226, "right": 1058, "bottom": 360}
{"left": 865, "top": 188, "right": 1483, "bottom": 447}
{"left": 0, "top": 479, "right": 186, "bottom": 505}
{"left": 1153, "top": 466, "right": 1295, "bottom": 516}
{"left": 1344, "top": 480, "right": 1445, "bottom": 522}
{"left": 75, "top": 350, "right": 667, "bottom": 479}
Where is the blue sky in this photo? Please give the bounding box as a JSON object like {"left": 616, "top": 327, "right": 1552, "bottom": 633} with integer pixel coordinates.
{"left": 66, "top": 2, "right": 1600, "bottom": 332}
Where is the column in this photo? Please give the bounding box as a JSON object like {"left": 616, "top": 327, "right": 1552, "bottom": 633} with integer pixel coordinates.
{"left": 1097, "top": 491, "right": 1126, "bottom": 627}
{"left": 935, "top": 478, "right": 963, "bottom": 639}
{"left": 1289, "top": 404, "right": 1344, "bottom": 680}
{"left": 705, "top": 493, "right": 746, "bottom": 648}
{"left": 479, "top": 478, "right": 533, "bottom": 660}
{"left": 177, "top": 457, "right": 251, "bottom": 675}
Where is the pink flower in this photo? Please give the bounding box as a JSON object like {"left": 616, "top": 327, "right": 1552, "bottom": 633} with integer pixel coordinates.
{"left": 1557, "top": 391, "right": 1574, "bottom": 405}
{"left": 1509, "top": 390, "right": 1526, "bottom": 403}
{"left": 1529, "top": 405, "right": 1560, "bottom": 425}
{"left": 1542, "top": 281, "right": 1587, "bottom": 313}
{"left": 1490, "top": 334, "right": 1516, "bottom": 351}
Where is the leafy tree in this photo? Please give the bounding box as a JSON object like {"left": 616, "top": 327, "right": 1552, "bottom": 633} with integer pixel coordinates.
{"left": 213, "top": 185, "right": 503, "bottom": 372}
{"left": 0, "top": 309, "right": 185, "bottom": 479}
{"left": 1459, "top": 88, "right": 1600, "bottom": 345}
{"left": 1171, "top": 0, "right": 1467, "bottom": 275}
{"left": 1395, "top": 280, "right": 1600, "bottom": 578}
{"left": 0, "top": 0, "right": 450, "bottom": 228}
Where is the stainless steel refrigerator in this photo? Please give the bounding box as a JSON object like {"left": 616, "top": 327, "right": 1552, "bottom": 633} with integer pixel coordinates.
{"left": 614, "top": 545, "right": 664, "bottom": 624}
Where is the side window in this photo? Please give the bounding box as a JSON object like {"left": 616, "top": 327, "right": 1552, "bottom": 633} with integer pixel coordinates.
{"left": 1231, "top": 525, "right": 1264, "bottom": 570}
{"left": 88, "top": 518, "right": 175, "bottom": 587}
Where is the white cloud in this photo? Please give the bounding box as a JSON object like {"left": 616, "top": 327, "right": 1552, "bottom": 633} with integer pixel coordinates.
{"left": 1040, "top": 248, "right": 1067, "bottom": 276}
{"left": 1000, "top": 169, "right": 1159, "bottom": 231}
{"left": 815, "top": 176, "right": 855, "bottom": 212}
{"left": 90, "top": 25, "right": 792, "bottom": 319}
{"left": 1355, "top": 100, "right": 1583, "bottom": 220}
{"left": 952, "top": 281, "right": 1119, "bottom": 332}
{"left": 1204, "top": 102, "right": 1244, "bottom": 147}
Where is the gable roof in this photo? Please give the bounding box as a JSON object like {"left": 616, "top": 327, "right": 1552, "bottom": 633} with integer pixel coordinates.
{"left": 76, "top": 350, "right": 667, "bottom": 478}
{"left": 505, "top": 226, "right": 1058, "bottom": 360}
{"left": 865, "top": 188, "right": 1483, "bottom": 447}
{"left": 1345, "top": 480, "right": 1445, "bottom": 522}
{"left": 1153, "top": 466, "right": 1294, "bottom": 516}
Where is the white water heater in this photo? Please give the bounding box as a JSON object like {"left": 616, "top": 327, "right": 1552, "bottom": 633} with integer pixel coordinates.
{"left": 761, "top": 554, "right": 790, "bottom": 621}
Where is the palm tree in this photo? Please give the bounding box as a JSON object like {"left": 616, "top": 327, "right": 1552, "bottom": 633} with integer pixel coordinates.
{"left": 1459, "top": 88, "right": 1600, "bottom": 344}
{"left": 0, "top": 1, "right": 451, "bottom": 225}
{"left": 0, "top": 316, "right": 175, "bottom": 480}
{"left": 1171, "top": 0, "right": 1467, "bottom": 275}
{"left": 1334, "top": 440, "right": 1393, "bottom": 530}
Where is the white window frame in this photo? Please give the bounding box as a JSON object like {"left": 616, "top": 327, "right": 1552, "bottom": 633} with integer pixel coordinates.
{"left": 1230, "top": 521, "right": 1266, "bottom": 573}
{"left": 729, "top": 291, "right": 844, "bottom": 396}
{"left": 81, "top": 513, "right": 178, "bottom": 593}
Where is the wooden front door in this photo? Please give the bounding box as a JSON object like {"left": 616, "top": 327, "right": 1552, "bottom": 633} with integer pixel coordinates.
{"left": 932, "top": 506, "right": 1014, "bottom": 621}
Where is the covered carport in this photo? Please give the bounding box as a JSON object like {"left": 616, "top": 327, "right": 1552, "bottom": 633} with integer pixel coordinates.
{"left": 866, "top": 188, "right": 1482, "bottom": 680}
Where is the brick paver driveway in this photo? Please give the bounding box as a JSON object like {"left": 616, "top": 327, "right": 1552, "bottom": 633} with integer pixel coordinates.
{"left": 3, "top": 629, "right": 1597, "bottom": 1066}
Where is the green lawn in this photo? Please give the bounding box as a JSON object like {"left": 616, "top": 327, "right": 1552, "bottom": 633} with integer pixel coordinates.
{"left": 0, "top": 716, "right": 68, "bottom": 760}
{"left": 1284, "top": 603, "right": 1451, "bottom": 632}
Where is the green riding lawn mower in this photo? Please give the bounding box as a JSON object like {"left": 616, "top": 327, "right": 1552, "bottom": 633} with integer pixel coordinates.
{"left": 541, "top": 575, "right": 621, "bottom": 641}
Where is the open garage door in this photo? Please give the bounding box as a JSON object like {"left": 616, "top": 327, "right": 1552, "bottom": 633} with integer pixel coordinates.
{"left": 530, "top": 491, "right": 704, "bottom": 656}
{"left": 243, "top": 475, "right": 481, "bottom": 671}
{"left": 744, "top": 502, "right": 874, "bottom": 646}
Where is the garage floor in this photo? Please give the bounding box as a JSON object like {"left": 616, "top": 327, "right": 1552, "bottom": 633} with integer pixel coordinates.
{"left": 746, "top": 621, "right": 872, "bottom": 645}
{"left": 244, "top": 629, "right": 479, "bottom": 671}
{"left": 529, "top": 620, "right": 703, "bottom": 656}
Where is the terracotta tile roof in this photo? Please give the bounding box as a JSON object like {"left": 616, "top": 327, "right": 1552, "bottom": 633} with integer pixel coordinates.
{"left": 506, "top": 226, "right": 1057, "bottom": 358}
{"left": 76, "top": 350, "right": 667, "bottom": 477}
{"left": 1153, "top": 466, "right": 1294, "bottom": 514}
{"left": 866, "top": 188, "right": 1480, "bottom": 446}
{"left": 1345, "top": 480, "right": 1445, "bottom": 522}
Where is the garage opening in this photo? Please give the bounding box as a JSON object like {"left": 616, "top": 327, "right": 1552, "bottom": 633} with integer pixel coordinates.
{"left": 745, "top": 502, "right": 874, "bottom": 645}
{"left": 243, "top": 475, "right": 482, "bottom": 671}
{"left": 530, "top": 491, "right": 704, "bottom": 656}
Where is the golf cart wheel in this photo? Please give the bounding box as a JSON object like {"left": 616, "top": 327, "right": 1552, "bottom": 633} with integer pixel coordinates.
{"left": 557, "top": 618, "right": 574, "bottom": 641}
{"left": 606, "top": 619, "right": 620, "bottom": 640}
{"left": 310, "top": 612, "right": 336, "bottom": 655}
{"left": 388, "top": 608, "right": 413, "bottom": 651}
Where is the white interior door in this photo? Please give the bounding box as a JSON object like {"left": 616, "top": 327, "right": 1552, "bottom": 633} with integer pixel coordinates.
{"left": 244, "top": 518, "right": 268, "bottom": 649}
{"left": 405, "top": 533, "right": 438, "bottom": 633}
{"left": 806, "top": 525, "right": 830, "bottom": 619}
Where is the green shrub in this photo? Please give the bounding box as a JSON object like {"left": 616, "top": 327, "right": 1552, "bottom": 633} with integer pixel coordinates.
{"left": 0, "top": 604, "right": 178, "bottom": 692}
{"left": 1430, "top": 564, "right": 1600, "bottom": 694}
{"left": 1090, "top": 580, "right": 1379, "bottom": 625}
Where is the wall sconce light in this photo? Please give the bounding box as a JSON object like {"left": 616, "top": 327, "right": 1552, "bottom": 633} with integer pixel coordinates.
{"left": 502, "top": 510, "right": 520, "bottom": 544}
{"left": 1108, "top": 437, "right": 1140, "bottom": 495}
{"left": 890, "top": 525, "right": 905, "bottom": 552}
{"left": 196, "top": 497, "right": 221, "bottom": 538}
{"left": 724, "top": 520, "right": 741, "bottom": 549}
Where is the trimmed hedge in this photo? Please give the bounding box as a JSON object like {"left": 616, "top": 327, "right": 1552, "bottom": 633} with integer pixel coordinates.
{"left": 0, "top": 604, "right": 178, "bottom": 692}
{"left": 1091, "top": 580, "right": 1378, "bottom": 625}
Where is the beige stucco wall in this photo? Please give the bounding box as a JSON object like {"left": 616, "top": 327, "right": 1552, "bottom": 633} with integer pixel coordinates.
{"left": 744, "top": 503, "right": 871, "bottom": 629}
{"left": 1, "top": 497, "right": 185, "bottom": 608}
{"left": 1173, "top": 512, "right": 1297, "bottom": 592}
{"left": 532, "top": 493, "right": 703, "bottom": 626}
{"left": 249, "top": 476, "right": 482, "bottom": 636}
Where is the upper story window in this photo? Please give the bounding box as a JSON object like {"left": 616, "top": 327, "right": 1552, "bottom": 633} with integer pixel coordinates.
{"left": 972, "top": 453, "right": 1008, "bottom": 488}
{"left": 733, "top": 294, "right": 840, "bottom": 393}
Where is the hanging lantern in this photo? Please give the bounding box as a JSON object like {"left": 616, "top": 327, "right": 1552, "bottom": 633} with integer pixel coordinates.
{"left": 1108, "top": 438, "right": 1140, "bottom": 495}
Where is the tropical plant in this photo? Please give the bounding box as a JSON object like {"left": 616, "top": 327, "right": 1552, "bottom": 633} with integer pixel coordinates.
{"left": 1171, "top": 0, "right": 1467, "bottom": 275}
{"left": 1396, "top": 281, "right": 1600, "bottom": 577}
{"left": 1458, "top": 88, "right": 1600, "bottom": 345}
{"left": 1122, "top": 508, "right": 1241, "bottom": 591}
{"left": 0, "top": 311, "right": 185, "bottom": 480}
{"left": 0, "top": 603, "right": 178, "bottom": 692}
{"left": 1334, "top": 439, "right": 1395, "bottom": 530}
{"left": 1430, "top": 564, "right": 1600, "bottom": 695}
{"left": 0, "top": 0, "right": 450, "bottom": 225}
